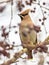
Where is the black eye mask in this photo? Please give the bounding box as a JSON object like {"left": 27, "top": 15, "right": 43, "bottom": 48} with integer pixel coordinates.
{"left": 20, "top": 13, "right": 28, "bottom": 16}
{"left": 18, "top": 13, "right": 28, "bottom": 20}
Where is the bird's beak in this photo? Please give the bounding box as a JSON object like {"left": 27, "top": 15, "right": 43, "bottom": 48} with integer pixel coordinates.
{"left": 18, "top": 14, "right": 24, "bottom": 20}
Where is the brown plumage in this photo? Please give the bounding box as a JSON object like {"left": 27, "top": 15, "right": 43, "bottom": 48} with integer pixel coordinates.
{"left": 19, "top": 9, "right": 40, "bottom": 59}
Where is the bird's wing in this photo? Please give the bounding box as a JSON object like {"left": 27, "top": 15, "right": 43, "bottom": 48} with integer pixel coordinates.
{"left": 19, "top": 26, "right": 37, "bottom": 47}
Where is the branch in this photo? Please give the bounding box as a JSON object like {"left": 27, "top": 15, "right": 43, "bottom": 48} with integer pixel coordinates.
{"left": 1, "top": 36, "right": 49, "bottom": 65}
{"left": 37, "top": 0, "right": 47, "bottom": 34}
{"left": 0, "top": 0, "right": 11, "bottom": 4}
{"left": 1, "top": 48, "right": 27, "bottom": 65}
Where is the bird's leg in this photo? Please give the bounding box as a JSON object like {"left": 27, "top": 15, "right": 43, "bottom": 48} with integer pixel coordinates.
{"left": 26, "top": 49, "right": 33, "bottom": 59}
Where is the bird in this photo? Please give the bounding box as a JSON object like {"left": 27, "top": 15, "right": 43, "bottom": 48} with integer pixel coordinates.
{"left": 18, "top": 9, "right": 41, "bottom": 59}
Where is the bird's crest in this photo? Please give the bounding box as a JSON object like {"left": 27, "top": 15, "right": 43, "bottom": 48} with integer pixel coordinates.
{"left": 18, "top": 9, "right": 30, "bottom": 20}
{"left": 20, "top": 9, "right": 30, "bottom": 15}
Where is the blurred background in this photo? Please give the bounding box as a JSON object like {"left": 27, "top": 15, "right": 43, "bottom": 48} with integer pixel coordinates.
{"left": 0, "top": 0, "right": 49, "bottom": 65}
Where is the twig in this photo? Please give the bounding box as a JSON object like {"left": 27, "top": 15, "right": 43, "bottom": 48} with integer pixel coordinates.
{"left": 1, "top": 36, "right": 49, "bottom": 65}
{"left": 1, "top": 48, "right": 27, "bottom": 65}
{"left": 38, "top": 0, "right": 47, "bottom": 34}
{"left": 8, "top": 0, "right": 13, "bottom": 33}
{"left": 0, "top": 0, "right": 11, "bottom": 4}
{"left": 32, "top": 2, "right": 49, "bottom": 11}
{"left": 38, "top": 54, "right": 44, "bottom": 65}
